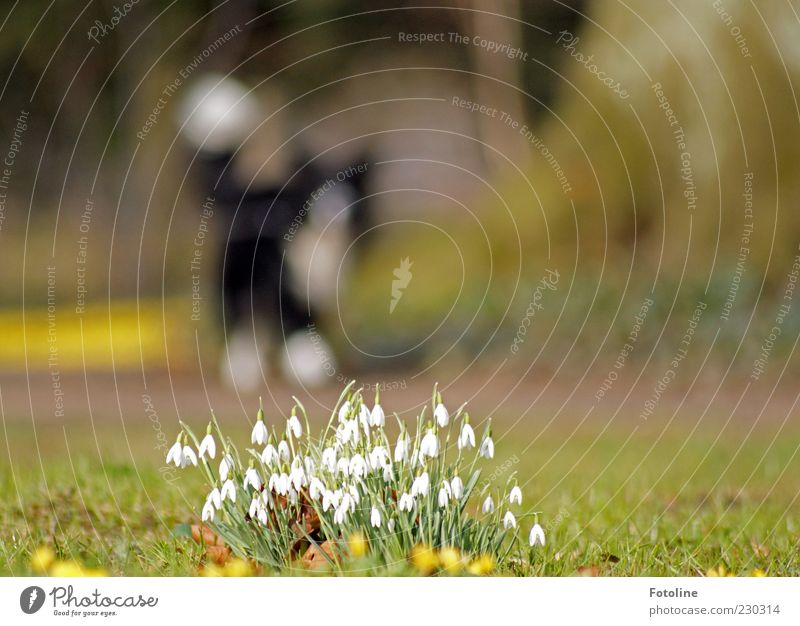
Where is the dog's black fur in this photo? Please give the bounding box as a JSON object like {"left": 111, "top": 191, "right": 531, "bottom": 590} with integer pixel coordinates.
{"left": 197, "top": 151, "right": 371, "bottom": 353}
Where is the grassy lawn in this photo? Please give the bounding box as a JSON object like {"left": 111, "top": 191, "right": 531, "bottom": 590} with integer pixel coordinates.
{"left": 1, "top": 417, "right": 798, "bottom": 576}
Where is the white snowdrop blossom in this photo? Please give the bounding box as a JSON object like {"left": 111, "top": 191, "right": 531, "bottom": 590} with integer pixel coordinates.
{"left": 349, "top": 454, "right": 367, "bottom": 479}
{"left": 458, "top": 421, "right": 475, "bottom": 450}
{"left": 394, "top": 434, "right": 410, "bottom": 463}
{"left": 251, "top": 410, "right": 268, "bottom": 445}
{"left": 479, "top": 435, "right": 494, "bottom": 459}
{"left": 509, "top": 485, "right": 522, "bottom": 505}
{"left": 208, "top": 487, "right": 222, "bottom": 509}
{"left": 370, "top": 506, "right": 382, "bottom": 528}
{"left": 358, "top": 403, "right": 371, "bottom": 430}
{"left": 438, "top": 485, "right": 450, "bottom": 507}
{"left": 244, "top": 467, "right": 262, "bottom": 492}
{"left": 370, "top": 402, "right": 385, "bottom": 427}
{"left": 420, "top": 428, "right": 439, "bottom": 458}
{"left": 450, "top": 476, "right": 464, "bottom": 499}
{"left": 321, "top": 447, "right": 337, "bottom": 473}
{"left": 411, "top": 471, "right": 430, "bottom": 497}
{"left": 338, "top": 401, "right": 351, "bottom": 422}
{"left": 181, "top": 444, "right": 198, "bottom": 468}
{"left": 387, "top": 518, "right": 396, "bottom": 532}
{"left": 221, "top": 479, "right": 236, "bottom": 503}
{"left": 482, "top": 495, "right": 495, "bottom": 513}
{"left": 166, "top": 436, "right": 183, "bottom": 467}
{"left": 198, "top": 429, "right": 216, "bottom": 460}
{"left": 202, "top": 499, "right": 215, "bottom": 522}
{"left": 399, "top": 492, "right": 414, "bottom": 512}
{"left": 368, "top": 446, "right": 388, "bottom": 470}
{"left": 309, "top": 477, "right": 325, "bottom": 501}
{"left": 261, "top": 442, "right": 278, "bottom": 466}
{"left": 434, "top": 402, "right": 449, "bottom": 428}
{"left": 277, "top": 439, "right": 290, "bottom": 462}
{"left": 503, "top": 511, "right": 517, "bottom": 530}
{"left": 219, "top": 454, "right": 234, "bottom": 481}
{"left": 287, "top": 412, "right": 302, "bottom": 438}
{"left": 529, "top": 523, "right": 545, "bottom": 547}
{"left": 336, "top": 456, "right": 350, "bottom": 478}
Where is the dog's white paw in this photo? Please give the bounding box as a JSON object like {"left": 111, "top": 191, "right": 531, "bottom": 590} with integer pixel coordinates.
{"left": 220, "top": 329, "right": 265, "bottom": 392}
{"left": 280, "top": 329, "right": 336, "bottom": 387}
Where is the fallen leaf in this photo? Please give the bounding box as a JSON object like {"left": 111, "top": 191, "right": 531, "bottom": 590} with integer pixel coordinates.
{"left": 576, "top": 565, "right": 601, "bottom": 576}
{"left": 302, "top": 540, "right": 338, "bottom": 570}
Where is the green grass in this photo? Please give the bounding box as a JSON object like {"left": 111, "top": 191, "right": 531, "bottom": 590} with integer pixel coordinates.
{"left": 1, "top": 418, "right": 798, "bottom": 576}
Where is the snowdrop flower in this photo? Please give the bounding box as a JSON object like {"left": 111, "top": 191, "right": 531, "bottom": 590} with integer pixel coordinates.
{"left": 368, "top": 446, "right": 388, "bottom": 470}
{"left": 269, "top": 472, "right": 289, "bottom": 495}
{"left": 338, "top": 400, "right": 351, "bottom": 423}
{"left": 458, "top": 416, "right": 475, "bottom": 450}
{"left": 370, "top": 506, "right": 382, "bottom": 528}
{"left": 304, "top": 456, "right": 315, "bottom": 475}
{"left": 198, "top": 425, "right": 216, "bottom": 460}
{"left": 257, "top": 506, "right": 268, "bottom": 525}
{"left": 261, "top": 440, "right": 278, "bottom": 466}
{"left": 509, "top": 485, "right": 522, "bottom": 505}
{"left": 322, "top": 489, "right": 337, "bottom": 512}
{"left": 438, "top": 485, "right": 450, "bottom": 507}
{"left": 289, "top": 466, "right": 306, "bottom": 491}
{"left": 334, "top": 493, "right": 353, "bottom": 524}
{"left": 382, "top": 464, "right": 393, "bottom": 482}
{"left": 321, "top": 447, "right": 337, "bottom": 473}
{"left": 411, "top": 471, "right": 430, "bottom": 497}
{"left": 482, "top": 495, "right": 495, "bottom": 514}
{"left": 347, "top": 484, "right": 360, "bottom": 506}
{"left": 166, "top": 435, "right": 183, "bottom": 467}
{"left": 529, "top": 523, "right": 545, "bottom": 547}
{"left": 394, "top": 433, "right": 410, "bottom": 463}
{"left": 251, "top": 407, "right": 268, "bottom": 445}
{"left": 243, "top": 466, "right": 262, "bottom": 492}
{"left": 181, "top": 444, "right": 198, "bottom": 468}
{"left": 208, "top": 487, "right": 222, "bottom": 509}
{"left": 349, "top": 454, "right": 367, "bottom": 479}
{"left": 434, "top": 393, "right": 449, "bottom": 427}
{"left": 479, "top": 434, "right": 494, "bottom": 459}
{"left": 370, "top": 390, "right": 385, "bottom": 427}
{"left": 287, "top": 409, "right": 302, "bottom": 438}
{"left": 277, "top": 438, "right": 290, "bottom": 462}
{"left": 450, "top": 476, "right": 464, "bottom": 499}
{"left": 503, "top": 511, "right": 517, "bottom": 530}
{"left": 420, "top": 426, "right": 439, "bottom": 458}
{"left": 336, "top": 456, "right": 350, "bottom": 477}
{"left": 219, "top": 454, "right": 234, "bottom": 481}
{"left": 309, "top": 477, "right": 325, "bottom": 501}
{"left": 248, "top": 496, "right": 259, "bottom": 518}
{"left": 358, "top": 403, "right": 371, "bottom": 430}
{"left": 387, "top": 518, "right": 396, "bottom": 532}
{"left": 221, "top": 479, "right": 236, "bottom": 503}
{"left": 202, "top": 499, "right": 215, "bottom": 522}
{"left": 399, "top": 492, "right": 414, "bottom": 512}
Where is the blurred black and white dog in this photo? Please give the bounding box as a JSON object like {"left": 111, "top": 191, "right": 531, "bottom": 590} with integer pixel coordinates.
{"left": 178, "top": 75, "right": 371, "bottom": 389}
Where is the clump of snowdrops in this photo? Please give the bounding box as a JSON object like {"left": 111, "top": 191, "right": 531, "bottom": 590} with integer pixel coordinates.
{"left": 167, "top": 382, "right": 545, "bottom": 573}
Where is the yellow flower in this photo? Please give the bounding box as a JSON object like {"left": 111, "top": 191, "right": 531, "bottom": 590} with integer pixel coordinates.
{"left": 751, "top": 569, "right": 767, "bottom": 577}
{"left": 706, "top": 564, "right": 734, "bottom": 577}
{"left": 467, "top": 554, "right": 496, "bottom": 576}
{"left": 223, "top": 558, "right": 254, "bottom": 577}
{"left": 30, "top": 546, "right": 55, "bottom": 573}
{"left": 410, "top": 544, "right": 439, "bottom": 575}
{"left": 50, "top": 560, "right": 87, "bottom": 577}
{"left": 201, "top": 563, "right": 225, "bottom": 577}
{"left": 348, "top": 532, "right": 368, "bottom": 558}
{"left": 438, "top": 547, "right": 463, "bottom": 574}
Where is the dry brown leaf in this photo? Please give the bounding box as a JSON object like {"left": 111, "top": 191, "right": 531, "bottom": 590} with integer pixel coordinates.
{"left": 206, "top": 545, "right": 232, "bottom": 565}
{"left": 302, "top": 540, "right": 338, "bottom": 570}
{"left": 576, "top": 565, "right": 602, "bottom": 577}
